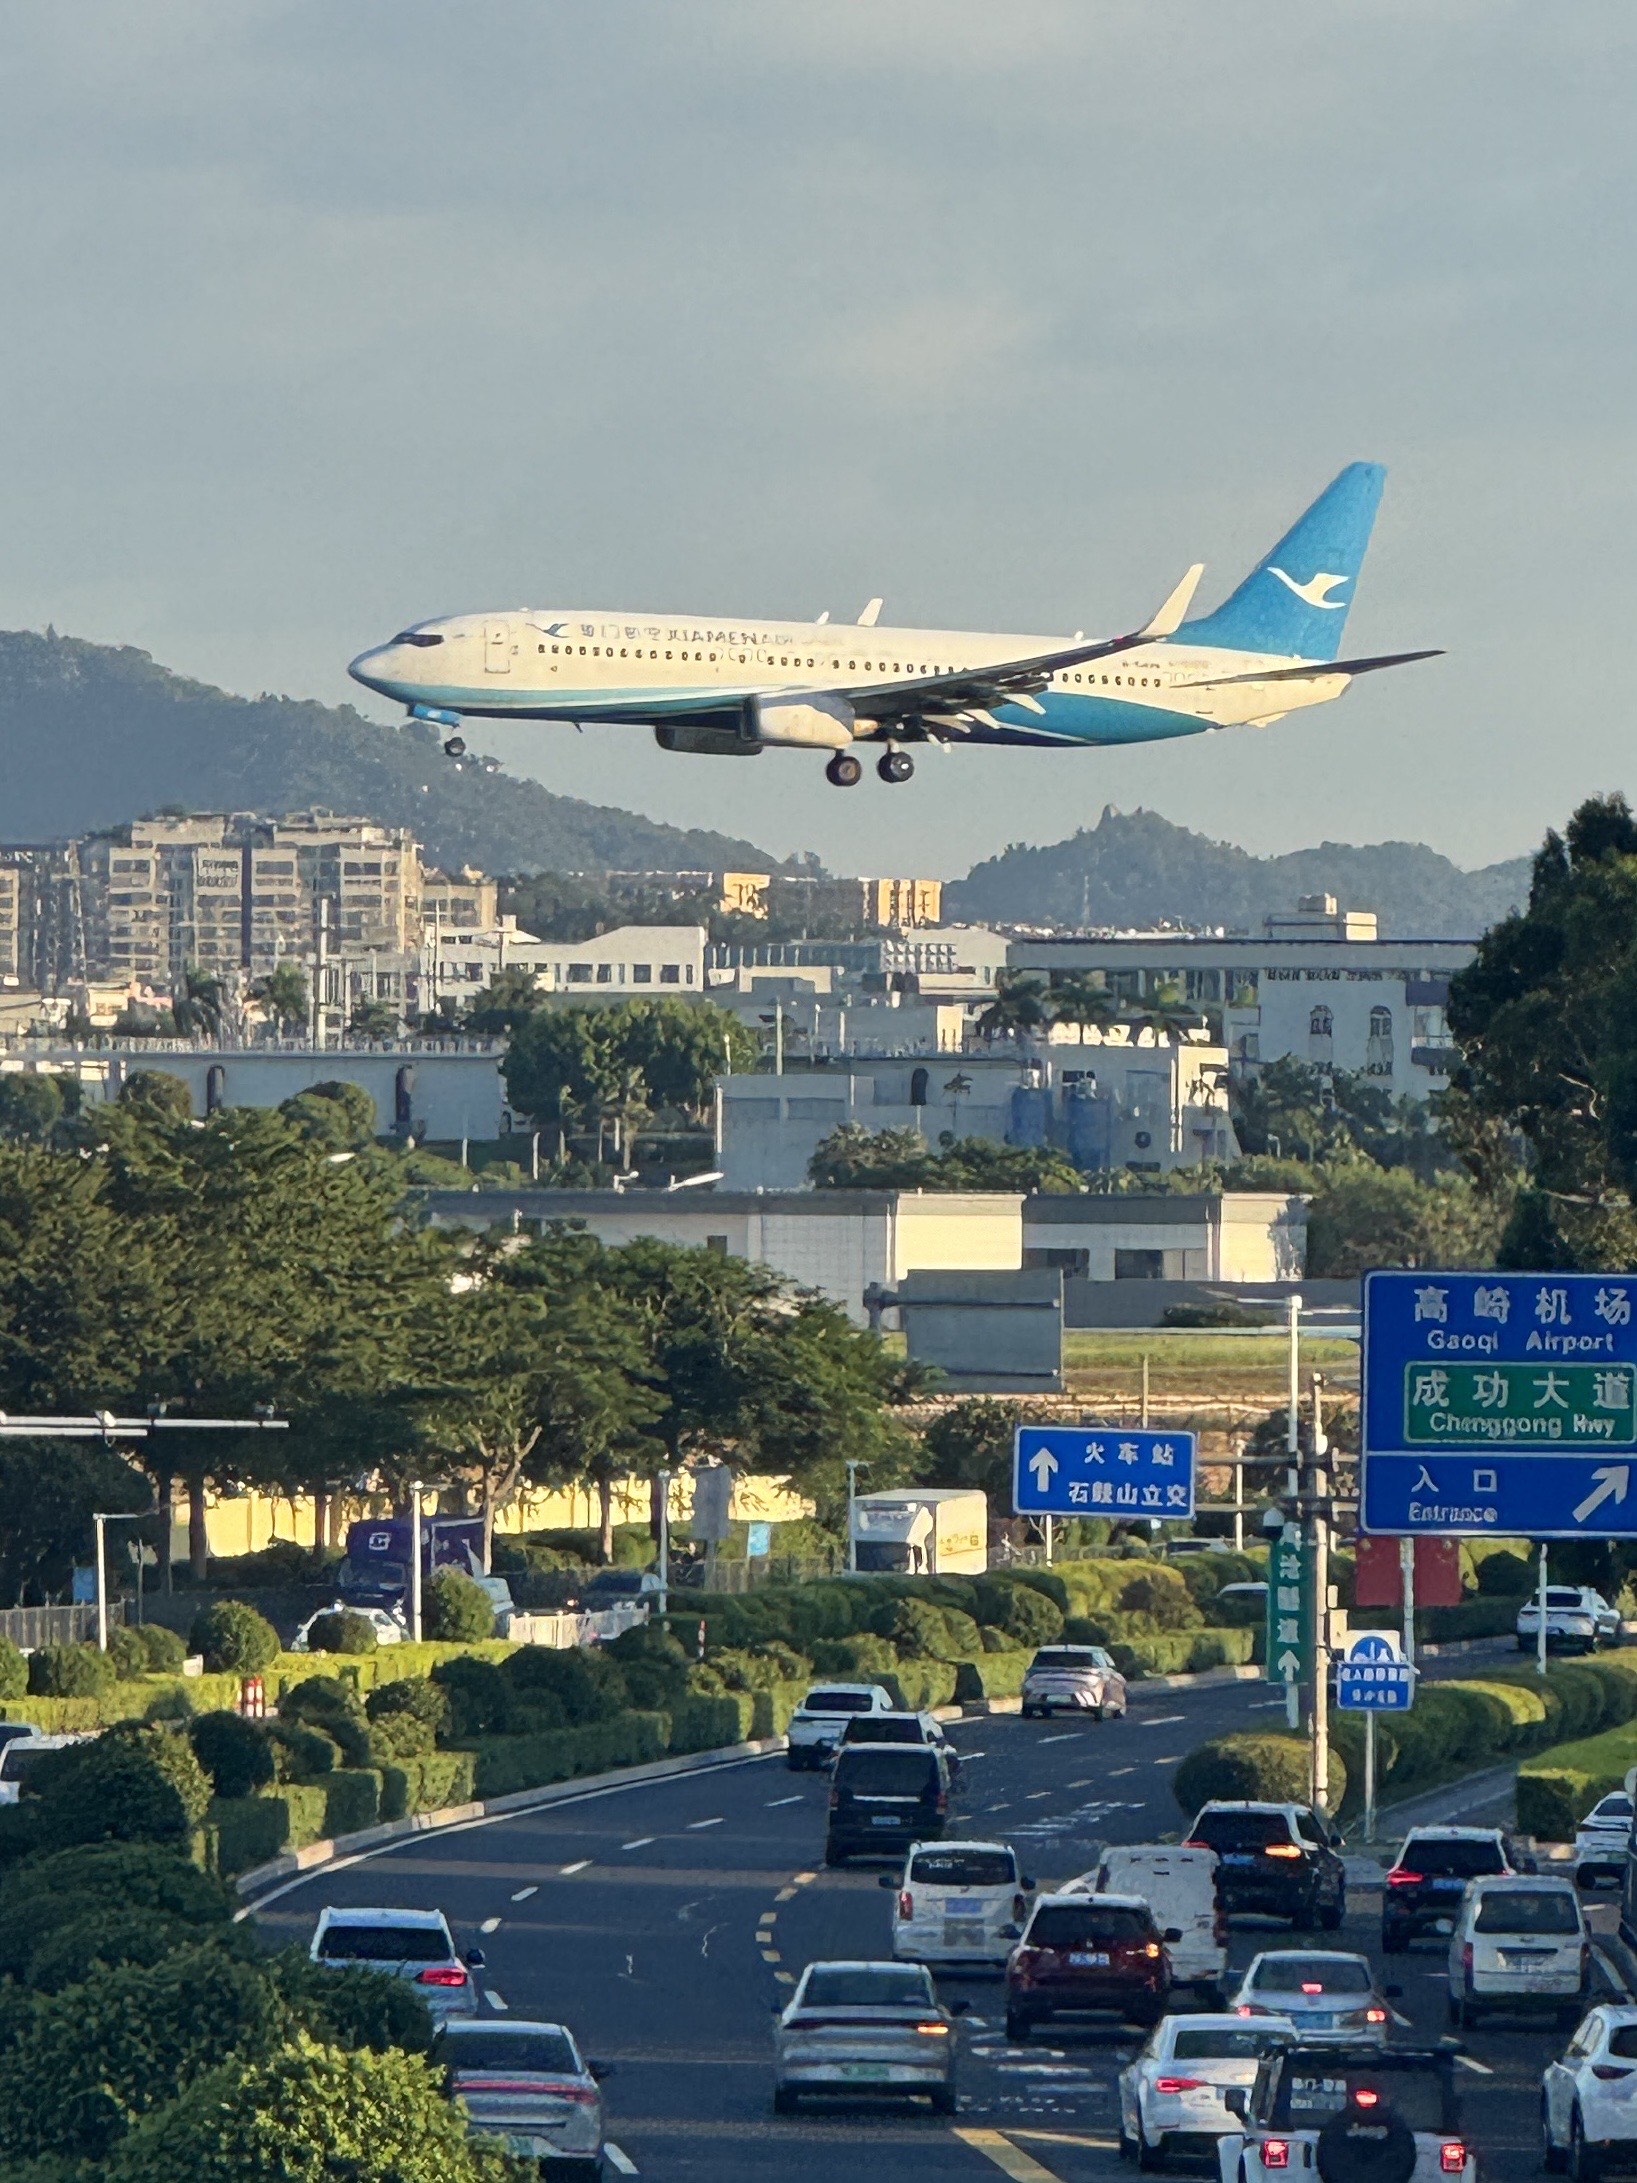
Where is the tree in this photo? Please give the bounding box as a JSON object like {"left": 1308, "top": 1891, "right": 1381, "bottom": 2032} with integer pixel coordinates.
{"left": 0, "top": 1439, "right": 150, "bottom": 1605}
{"left": 1303, "top": 1165, "right": 1507, "bottom": 1277}
{"left": 278, "top": 1081, "right": 379, "bottom": 1152}
{"left": 808, "top": 1122, "right": 933, "bottom": 1190}
{"left": 918, "top": 1398, "right": 1031, "bottom": 1506}
{"left": 934, "top": 1138, "right": 1084, "bottom": 1194}
{"left": 975, "top": 973, "right": 1049, "bottom": 1046}
{"left": 347, "top": 996, "right": 399, "bottom": 1041}
{"left": 119, "top": 1068, "right": 193, "bottom": 1120}
{"left": 502, "top": 997, "right": 755, "bottom": 1137}
{"left": 252, "top": 960, "right": 309, "bottom": 1037}
{"left": 172, "top": 964, "right": 227, "bottom": 1040}
{"left": 1049, "top": 973, "right": 1118, "bottom": 1043}
{"left": 0, "top": 1074, "right": 66, "bottom": 1143}
{"left": 464, "top": 964, "right": 543, "bottom": 1036}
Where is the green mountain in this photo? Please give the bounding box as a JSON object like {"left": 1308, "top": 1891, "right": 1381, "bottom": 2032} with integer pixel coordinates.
{"left": 0, "top": 629, "right": 784, "bottom": 874}
{"left": 948, "top": 805, "right": 1531, "bottom": 938}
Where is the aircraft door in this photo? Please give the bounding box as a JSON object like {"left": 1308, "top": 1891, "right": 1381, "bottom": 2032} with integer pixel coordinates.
{"left": 484, "top": 619, "right": 511, "bottom": 674}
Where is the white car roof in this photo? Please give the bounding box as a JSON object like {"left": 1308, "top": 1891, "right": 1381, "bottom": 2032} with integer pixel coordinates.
{"left": 1469, "top": 1872, "right": 1577, "bottom": 1891}
{"left": 910, "top": 1838, "right": 1013, "bottom": 1855}
{"left": 316, "top": 1905, "right": 450, "bottom": 1929}
{"left": 441, "top": 2017, "right": 575, "bottom": 2040}
{"left": 1159, "top": 2012, "right": 1299, "bottom": 2038}
{"left": 1036, "top": 1890, "right": 1151, "bottom": 1912}
{"left": 1247, "top": 1949, "right": 1371, "bottom": 1969}
{"left": 802, "top": 1683, "right": 884, "bottom": 1696}
{"left": 1402, "top": 1825, "right": 1507, "bottom": 1841}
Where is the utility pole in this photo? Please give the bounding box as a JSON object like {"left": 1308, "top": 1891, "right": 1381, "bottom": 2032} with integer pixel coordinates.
{"left": 1309, "top": 1371, "right": 1330, "bottom": 1817}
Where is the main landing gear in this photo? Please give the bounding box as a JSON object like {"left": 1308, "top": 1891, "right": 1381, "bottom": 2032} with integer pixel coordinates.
{"left": 825, "top": 752, "right": 863, "bottom": 787}
{"left": 877, "top": 749, "right": 914, "bottom": 783}
{"left": 443, "top": 735, "right": 467, "bottom": 758}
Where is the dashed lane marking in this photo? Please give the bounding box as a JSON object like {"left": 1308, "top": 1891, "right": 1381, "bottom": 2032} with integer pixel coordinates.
{"left": 953, "top": 2125, "right": 1067, "bottom": 2181}
{"left": 479, "top": 1917, "right": 501, "bottom": 1934}
{"left": 1025, "top": 1790, "right": 1052, "bottom": 1800}
{"left": 1108, "top": 1766, "right": 1137, "bottom": 1777}
{"left": 775, "top": 1970, "right": 795, "bottom": 1984}
{"left": 1150, "top": 1756, "right": 1181, "bottom": 1765}
{"left": 560, "top": 1860, "right": 592, "bottom": 1875}
{"left": 775, "top": 1887, "right": 798, "bottom": 1903}
{"left": 761, "top": 1948, "right": 781, "bottom": 1963}
{"left": 605, "top": 2146, "right": 638, "bottom": 2176}
{"left": 1038, "top": 1733, "right": 1078, "bottom": 1745}
{"left": 791, "top": 1871, "right": 816, "bottom": 1884}
{"left": 1454, "top": 2055, "right": 1494, "bottom": 2075}
{"left": 485, "top": 1989, "right": 509, "bottom": 2011}
{"left": 621, "top": 1838, "right": 656, "bottom": 1850}
{"left": 687, "top": 1817, "right": 724, "bottom": 1831}
{"left": 509, "top": 1886, "right": 537, "bottom": 1902}
{"left": 1142, "top": 1714, "right": 1187, "bottom": 1727}
{"left": 765, "top": 1796, "right": 802, "bottom": 1807}
{"left": 1013, "top": 2130, "right": 1121, "bottom": 2151}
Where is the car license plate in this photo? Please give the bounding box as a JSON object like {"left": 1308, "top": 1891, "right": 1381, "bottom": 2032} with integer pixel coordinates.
{"left": 1305, "top": 2012, "right": 1334, "bottom": 2028}
{"left": 870, "top": 1815, "right": 902, "bottom": 1827}
{"left": 946, "top": 1901, "right": 983, "bottom": 1918}
{"left": 1068, "top": 1951, "right": 1110, "bottom": 1967}
{"left": 840, "top": 2063, "right": 892, "bottom": 2081}
{"left": 1222, "top": 1853, "right": 1254, "bottom": 1866}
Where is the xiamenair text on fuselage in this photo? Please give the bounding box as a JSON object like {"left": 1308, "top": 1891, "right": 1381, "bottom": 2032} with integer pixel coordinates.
{"left": 348, "top": 464, "right": 1439, "bottom": 788}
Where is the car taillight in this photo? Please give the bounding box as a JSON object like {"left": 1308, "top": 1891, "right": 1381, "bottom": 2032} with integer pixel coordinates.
{"left": 1354, "top": 2091, "right": 1380, "bottom": 2108}
{"left": 1264, "top": 1843, "right": 1303, "bottom": 1860}
{"left": 1301, "top": 1983, "right": 1323, "bottom": 1994}
{"left": 1440, "top": 2145, "right": 1467, "bottom": 2173}
{"left": 1365, "top": 2007, "right": 1387, "bottom": 2024}
{"left": 1156, "top": 2077, "right": 1206, "bottom": 2094}
{"left": 1262, "top": 2140, "right": 1290, "bottom": 2168}
{"left": 1182, "top": 1837, "right": 1210, "bottom": 1850}
{"left": 1387, "top": 1870, "right": 1423, "bottom": 1887}
{"left": 417, "top": 1965, "right": 469, "bottom": 1987}
{"left": 898, "top": 1891, "right": 914, "bottom": 1921}
{"left": 914, "top": 2021, "right": 951, "bottom": 2037}
{"left": 1140, "top": 1942, "right": 1162, "bottom": 1960}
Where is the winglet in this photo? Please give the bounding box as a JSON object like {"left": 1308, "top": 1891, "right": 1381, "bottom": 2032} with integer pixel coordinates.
{"left": 857, "top": 598, "right": 884, "bottom": 628}
{"left": 1142, "top": 563, "right": 1206, "bottom": 639}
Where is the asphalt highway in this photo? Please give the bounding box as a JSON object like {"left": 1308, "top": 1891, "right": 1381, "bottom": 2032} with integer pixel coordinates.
{"left": 254, "top": 1658, "right": 1619, "bottom": 2183}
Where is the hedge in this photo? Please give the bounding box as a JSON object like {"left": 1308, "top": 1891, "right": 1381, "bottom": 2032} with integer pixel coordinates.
{"left": 1518, "top": 1720, "right": 1637, "bottom": 1839}
{"left": 954, "top": 1650, "right": 1034, "bottom": 1702}
{"left": 378, "top": 1752, "right": 476, "bottom": 1823}
{"left": 668, "top": 1693, "right": 754, "bottom": 1752}
{"left": 1110, "top": 1629, "right": 1256, "bottom": 1679}
{"left": 462, "top": 1714, "right": 668, "bottom": 1800}
{"left": 1174, "top": 1730, "right": 1347, "bottom": 1816}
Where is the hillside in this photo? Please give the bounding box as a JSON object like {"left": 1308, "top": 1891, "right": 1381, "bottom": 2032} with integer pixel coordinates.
{"left": 0, "top": 629, "right": 784, "bottom": 874}
{"left": 948, "top": 805, "right": 1531, "bottom": 937}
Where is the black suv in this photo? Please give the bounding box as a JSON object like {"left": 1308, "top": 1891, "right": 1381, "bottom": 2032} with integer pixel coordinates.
{"left": 1185, "top": 1801, "right": 1346, "bottom": 1929}
{"left": 826, "top": 1744, "right": 951, "bottom": 1866}
{"left": 1382, "top": 1826, "right": 1536, "bottom": 1952}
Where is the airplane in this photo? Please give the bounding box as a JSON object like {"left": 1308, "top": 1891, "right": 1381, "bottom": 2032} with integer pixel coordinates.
{"left": 348, "top": 463, "right": 1439, "bottom": 789}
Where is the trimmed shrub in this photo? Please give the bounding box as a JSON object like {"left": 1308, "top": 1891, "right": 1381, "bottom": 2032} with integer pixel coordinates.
{"left": 500, "top": 1645, "right": 628, "bottom": 1725}
{"left": 953, "top": 1649, "right": 1032, "bottom": 1702}
{"left": 1518, "top": 1717, "right": 1637, "bottom": 1839}
{"left": 305, "top": 1611, "right": 379, "bottom": 1656}
{"left": 32, "top": 1723, "right": 212, "bottom": 1846}
{"left": 464, "top": 1713, "right": 668, "bottom": 1798}
{"left": 605, "top": 1625, "right": 691, "bottom": 1711}
{"left": 107, "top": 1627, "right": 151, "bottom": 1681}
{"left": 430, "top": 1655, "right": 513, "bottom": 1738}
{"left": 268, "top": 1719, "right": 341, "bottom": 1780}
{"left": 422, "top": 1569, "right": 494, "bottom": 1644}
{"left": 1475, "top": 1548, "right": 1534, "bottom": 1595}
{"left": 377, "top": 1751, "right": 476, "bottom": 1823}
{"left": 1173, "top": 1730, "right": 1345, "bottom": 1818}
{"left": 188, "top": 1601, "right": 278, "bottom": 1676}
{"left": 668, "top": 1692, "right": 754, "bottom": 1752}
{"left": 278, "top": 1676, "right": 373, "bottom": 1767}
{"left": 366, "top": 1677, "right": 450, "bottom": 1737}
{"left": 135, "top": 1624, "right": 186, "bottom": 1673}
{"left": 0, "top": 1639, "right": 26, "bottom": 1699}
{"left": 0, "top": 1839, "right": 233, "bottom": 1983}
{"left": 1110, "top": 1628, "right": 1255, "bottom": 1679}
{"left": 972, "top": 1580, "right": 1064, "bottom": 1649}
{"left": 269, "top": 1950, "right": 434, "bottom": 2054}
{"left": 1115, "top": 1568, "right": 1204, "bottom": 1632}
{"left": 368, "top": 1709, "right": 436, "bottom": 1760}
{"left": 188, "top": 1711, "right": 276, "bottom": 1799}
{"left": 808, "top": 1633, "right": 899, "bottom": 1682}
{"left": 27, "top": 1643, "right": 116, "bottom": 1699}
{"left": 28, "top": 1902, "right": 228, "bottom": 1994}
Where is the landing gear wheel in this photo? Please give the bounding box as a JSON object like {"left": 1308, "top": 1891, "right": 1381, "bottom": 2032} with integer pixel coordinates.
{"left": 825, "top": 753, "right": 863, "bottom": 787}
{"left": 772, "top": 2086, "right": 800, "bottom": 2116}
{"left": 1545, "top": 2100, "right": 1568, "bottom": 2173}
{"left": 877, "top": 750, "right": 914, "bottom": 783}
{"left": 930, "top": 2086, "right": 957, "bottom": 2116}
{"left": 443, "top": 735, "right": 467, "bottom": 758}
{"left": 1005, "top": 2009, "right": 1032, "bottom": 2043}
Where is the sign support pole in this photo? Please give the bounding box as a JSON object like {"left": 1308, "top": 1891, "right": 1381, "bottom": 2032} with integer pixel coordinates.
{"left": 1537, "top": 1541, "right": 1549, "bottom": 1680}
{"left": 1043, "top": 1514, "right": 1054, "bottom": 1566}
{"left": 1364, "top": 1708, "right": 1376, "bottom": 1845}
{"left": 1310, "top": 1373, "right": 1330, "bottom": 1815}
{"left": 1400, "top": 1536, "right": 1415, "bottom": 1670}
{"left": 410, "top": 1488, "right": 423, "bottom": 1645}
{"left": 94, "top": 1513, "right": 108, "bottom": 1654}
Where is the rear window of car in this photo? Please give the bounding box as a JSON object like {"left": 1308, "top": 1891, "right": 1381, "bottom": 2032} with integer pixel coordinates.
{"left": 1402, "top": 1835, "right": 1508, "bottom": 1878}
{"left": 1192, "top": 1811, "right": 1291, "bottom": 1852}
{"left": 1610, "top": 2029, "right": 1637, "bottom": 2060}
{"left": 1546, "top": 1590, "right": 1586, "bottom": 1608}
{"left": 806, "top": 1690, "right": 873, "bottom": 1714}
{"left": 803, "top": 1967, "right": 930, "bottom": 2008}
{"left": 1173, "top": 2027, "right": 1288, "bottom": 2061}
{"left": 1030, "top": 1649, "right": 1109, "bottom": 1671}
{"left": 844, "top": 1718, "right": 924, "bottom": 1744}
{"left": 910, "top": 1849, "right": 1015, "bottom": 1887}
{"left": 834, "top": 1749, "right": 938, "bottom": 1797}
{"left": 1028, "top": 1904, "right": 1154, "bottom": 1948}
{"left": 1587, "top": 1798, "right": 1634, "bottom": 1827}
{"left": 439, "top": 2030, "right": 578, "bottom": 2074}
{"left": 1252, "top": 1956, "right": 1371, "bottom": 1995}
{"left": 1473, "top": 1888, "right": 1580, "bottom": 1935}
{"left": 1280, "top": 2066, "right": 1451, "bottom": 2134}
{"left": 318, "top": 1922, "right": 449, "bottom": 1962}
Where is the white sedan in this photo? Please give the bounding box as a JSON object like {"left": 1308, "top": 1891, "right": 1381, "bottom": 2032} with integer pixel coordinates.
{"left": 1575, "top": 1792, "right": 1634, "bottom": 1892}
{"left": 1543, "top": 2003, "right": 1637, "bottom": 2178}
{"left": 1229, "top": 1951, "right": 1396, "bottom": 2047}
{"left": 1118, "top": 2012, "right": 1295, "bottom": 2168}
{"left": 289, "top": 1602, "right": 407, "bottom": 1651}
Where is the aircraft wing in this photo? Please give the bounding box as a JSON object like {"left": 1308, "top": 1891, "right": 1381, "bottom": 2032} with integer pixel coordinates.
{"left": 1176, "top": 647, "right": 1443, "bottom": 690}
{"left": 843, "top": 564, "right": 1205, "bottom": 724}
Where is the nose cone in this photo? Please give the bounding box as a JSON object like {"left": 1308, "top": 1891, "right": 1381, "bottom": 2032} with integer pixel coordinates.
{"left": 348, "top": 643, "right": 395, "bottom": 694}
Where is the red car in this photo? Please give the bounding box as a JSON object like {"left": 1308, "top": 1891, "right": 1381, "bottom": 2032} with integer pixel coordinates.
{"left": 1005, "top": 1891, "right": 1178, "bottom": 2041}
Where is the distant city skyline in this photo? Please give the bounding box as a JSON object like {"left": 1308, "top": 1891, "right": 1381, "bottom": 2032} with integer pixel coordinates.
{"left": 0, "top": 4, "right": 1627, "bottom": 878}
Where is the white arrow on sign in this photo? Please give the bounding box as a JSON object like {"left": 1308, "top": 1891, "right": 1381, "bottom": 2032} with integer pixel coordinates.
{"left": 1277, "top": 1649, "right": 1301, "bottom": 1678}
{"left": 1573, "top": 1465, "right": 1630, "bottom": 1525}
{"left": 1028, "top": 1448, "right": 1059, "bottom": 1493}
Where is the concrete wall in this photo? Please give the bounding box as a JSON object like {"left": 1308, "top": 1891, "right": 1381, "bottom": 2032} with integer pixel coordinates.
{"left": 98, "top": 1046, "right": 509, "bottom": 1141}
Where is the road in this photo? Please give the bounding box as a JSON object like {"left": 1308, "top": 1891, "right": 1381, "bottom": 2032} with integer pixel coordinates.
{"left": 254, "top": 1658, "right": 1617, "bottom": 2183}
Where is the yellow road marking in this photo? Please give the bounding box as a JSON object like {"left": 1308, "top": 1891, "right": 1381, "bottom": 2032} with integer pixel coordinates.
{"left": 775, "top": 1886, "right": 798, "bottom": 1902}
{"left": 953, "top": 2126, "right": 1066, "bottom": 2182}
{"left": 775, "top": 1970, "right": 795, "bottom": 1984}
{"left": 1013, "top": 2129, "right": 1121, "bottom": 2149}
{"left": 761, "top": 1948, "right": 781, "bottom": 1962}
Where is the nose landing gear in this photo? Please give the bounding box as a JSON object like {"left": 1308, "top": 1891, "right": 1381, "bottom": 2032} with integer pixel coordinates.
{"left": 877, "top": 750, "right": 914, "bottom": 783}
{"left": 825, "top": 752, "right": 863, "bottom": 788}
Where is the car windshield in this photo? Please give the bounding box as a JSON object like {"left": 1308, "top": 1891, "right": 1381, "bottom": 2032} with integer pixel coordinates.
{"left": 805, "top": 1690, "right": 874, "bottom": 1714}
{"left": 1031, "top": 1649, "right": 1109, "bottom": 1672}
{"left": 1252, "top": 1957, "right": 1371, "bottom": 1995}
{"left": 439, "top": 2030, "right": 578, "bottom": 2074}
{"left": 1193, "top": 1812, "right": 1291, "bottom": 1852}
{"left": 318, "top": 1923, "right": 449, "bottom": 1962}
{"left": 844, "top": 1718, "right": 924, "bottom": 1744}
{"left": 586, "top": 1573, "right": 643, "bottom": 1595}
{"left": 1172, "top": 2027, "right": 1289, "bottom": 2060}
{"left": 1610, "top": 2028, "right": 1637, "bottom": 2059}
{"left": 834, "top": 1750, "right": 937, "bottom": 1797}
{"left": 1587, "top": 1798, "right": 1634, "bottom": 1827}
{"left": 1281, "top": 2066, "right": 1450, "bottom": 2134}
{"left": 1473, "top": 1889, "right": 1579, "bottom": 1935}
{"left": 802, "top": 1967, "right": 930, "bottom": 2009}
{"left": 1401, "top": 1836, "right": 1508, "bottom": 1878}
{"left": 1029, "top": 1904, "right": 1153, "bottom": 1948}
{"left": 910, "top": 1849, "right": 1015, "bottom": 1887}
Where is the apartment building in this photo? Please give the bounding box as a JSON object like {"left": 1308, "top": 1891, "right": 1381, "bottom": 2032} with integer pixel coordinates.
{"left": 421, "top": 866, "right": 500, "bottom": 932}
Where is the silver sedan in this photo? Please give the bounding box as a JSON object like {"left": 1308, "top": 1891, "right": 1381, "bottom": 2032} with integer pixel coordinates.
{"left": 773, "top": 1959, "right": 966, "bottom": 2115}
{"left": 437, "top": 2018, "right": 609, "bottom": 2181}
{"left": 1229, "top": 1950, "right": 1398, "bottom": 2047}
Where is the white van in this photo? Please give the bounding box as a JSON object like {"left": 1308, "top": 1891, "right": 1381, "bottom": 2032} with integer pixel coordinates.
{"left": 1448, "top": 1873, "right": 1589, "bottom": 2028}
{"left": 1071, "top": 1843, "right": 1226, "bottom": 2000}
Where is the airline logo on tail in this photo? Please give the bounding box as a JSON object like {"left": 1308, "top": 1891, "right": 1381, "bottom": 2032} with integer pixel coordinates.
{"left": 1267, "top": 568, "right": 1350, "bottom": 609}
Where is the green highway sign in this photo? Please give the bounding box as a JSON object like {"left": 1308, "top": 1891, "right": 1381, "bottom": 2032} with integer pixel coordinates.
{"left": 1264, "top": 1528, "right": 1314, "bottom": 1685}
{"left": 1403, "top": 1361, "right": 1637, "bottom": 1448}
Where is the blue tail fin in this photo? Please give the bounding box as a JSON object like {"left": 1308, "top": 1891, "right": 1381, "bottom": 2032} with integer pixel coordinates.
{"left": 1175, "top": 462, "right": 1385, "bottom": 661}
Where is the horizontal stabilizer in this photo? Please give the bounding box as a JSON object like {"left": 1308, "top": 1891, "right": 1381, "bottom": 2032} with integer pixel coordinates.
{"left": 1182, "top": 647, "right": 1443, "bottom": 690}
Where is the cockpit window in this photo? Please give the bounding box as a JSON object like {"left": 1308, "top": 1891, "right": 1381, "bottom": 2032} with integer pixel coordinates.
{"left": 394, "top": 630, "right": 444, "bottom": 647}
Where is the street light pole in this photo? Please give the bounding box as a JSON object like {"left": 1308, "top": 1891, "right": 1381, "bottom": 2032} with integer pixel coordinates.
{"left": 94, "top": 1512, "right": 108, "bottom": 1653}
{"left": 845, "top": 1460, "right": 863, "bottom": 1573}
{"left": 656, "top": 1468, "right": 671, "bottom": 1620}
{"left": 410, "top": 1486, "right": 424, "bottom": 1644}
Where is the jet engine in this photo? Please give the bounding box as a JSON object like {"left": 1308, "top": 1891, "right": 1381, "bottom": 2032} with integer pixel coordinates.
{"left": 653, "top": 716, "right": 762, "bottom": 757}
{"left": 748, "top": 692, "right": 856, "bottom": 750}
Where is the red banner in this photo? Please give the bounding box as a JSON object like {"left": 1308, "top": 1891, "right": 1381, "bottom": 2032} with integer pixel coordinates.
{"left": 1353, "top": 1534, "right": 1463, "bottom": 1609}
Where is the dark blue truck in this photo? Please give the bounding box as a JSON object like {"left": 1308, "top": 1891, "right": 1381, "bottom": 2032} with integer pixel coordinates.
{"left": 338, "top": 1517, "right": 485, "bottom": 1610}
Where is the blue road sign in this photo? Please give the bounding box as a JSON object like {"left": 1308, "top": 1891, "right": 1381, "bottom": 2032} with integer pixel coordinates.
{"left": 1335, "top": 1629, "right": 1415, "bottom": 1712}
{"left": 1360, "top": 1270, "right": 1637, "bottom": 1538}
{"left": 1013, "top": 1425, "right": 1196, "bottom": 1520}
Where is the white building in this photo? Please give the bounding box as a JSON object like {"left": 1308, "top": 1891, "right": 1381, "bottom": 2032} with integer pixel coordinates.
{"left": 1022, "top": 1191, "right": 1307, "bottom": 1284}
{"left": 418, "top": 1186, "right": 1024, "bottom": 1326}
{"left": 423, "top": 922, "right": 706, "bottom": 1008}
{"left": 1008, "top": 897, "right": 1474, "bottom": 1100}
{"left": 716, "top": 1039, "right": 1234, "bottom": 1191}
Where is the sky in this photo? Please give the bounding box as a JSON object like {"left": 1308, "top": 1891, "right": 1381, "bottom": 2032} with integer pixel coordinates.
{"left": 0, "top": 2, "right": 1630, "bottom": 880}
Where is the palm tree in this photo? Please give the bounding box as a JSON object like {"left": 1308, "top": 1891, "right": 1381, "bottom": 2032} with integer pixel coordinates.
{"left": 252, "top": 961, "right": 309, "bottom": 1037}
{"left": 1049, "top": 973, "right": 1118, "bottom": 1044}
{"left": 975, "top": 974, "right": 1049, "bottom": 1047}
{"left": 172, "top": 963, "right": 226, "bottom": 1040}
{"left": 942, "top": 1071, "right": 973, "bottom": 1138}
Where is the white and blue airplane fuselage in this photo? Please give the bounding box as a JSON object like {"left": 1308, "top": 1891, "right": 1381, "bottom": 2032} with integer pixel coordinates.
{"left": 349, "top": 463, "right": 1438, "bottom": 786}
